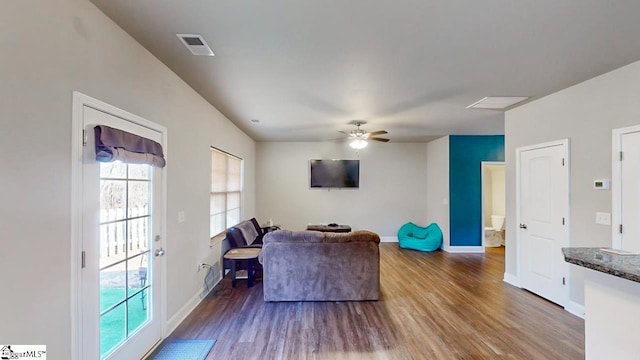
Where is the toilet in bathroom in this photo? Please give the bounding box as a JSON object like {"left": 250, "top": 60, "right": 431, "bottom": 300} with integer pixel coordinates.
{"left": 485, "top": 215, "right": 505, "bottom": 247}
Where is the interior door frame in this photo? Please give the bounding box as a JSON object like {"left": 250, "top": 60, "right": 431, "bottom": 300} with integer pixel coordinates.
{"left": 515, "top": 138, "right": 570, "bottom": 307}
{"left": 480, "top": 161, "right": 505, "bottom": 249}
{"left": 71, "top": 92, "right": 168, "bottom": 360}
{"left": 611, "top": 124, "right": 640, "bottom": 249}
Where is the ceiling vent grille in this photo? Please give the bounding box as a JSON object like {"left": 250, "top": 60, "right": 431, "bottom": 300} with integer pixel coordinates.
{"left": 176, "top": 34, "right": 214, "bottom": 56}
{"left": 466, "top": 96, "right": 529, "bottom": 110}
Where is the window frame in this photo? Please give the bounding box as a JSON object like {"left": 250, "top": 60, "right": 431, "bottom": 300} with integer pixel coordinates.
{"left": 210, "top": 147, "right": 243, "bottom": 238}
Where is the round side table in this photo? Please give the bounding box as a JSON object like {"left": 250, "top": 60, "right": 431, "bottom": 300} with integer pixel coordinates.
{"left": 223, "top": 248, "right": 261, "bottom": 288}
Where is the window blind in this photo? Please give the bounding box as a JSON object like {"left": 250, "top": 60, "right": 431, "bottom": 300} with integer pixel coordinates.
{"left": 210, "top": 148, "right": 242, "bottom": 237}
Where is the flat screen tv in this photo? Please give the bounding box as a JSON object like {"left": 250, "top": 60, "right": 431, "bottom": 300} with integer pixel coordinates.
{"left": 310, "top": 159, "right": 360, "bottom": 188}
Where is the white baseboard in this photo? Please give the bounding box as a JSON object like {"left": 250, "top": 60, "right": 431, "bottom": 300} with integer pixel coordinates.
{"left": 380, "top": 236, "right": 398, "bottom": 243}
{"left": 443, "top": 246, "right": 484, "bottom": 253}
{"left": 503, "top": 272, "right": 521, "bottom": 287}
{"left": 164, "top": 276, "right": 220, "bottom": 337}
{"left": 565, "top": 301, "right": 585, "bottom": 319}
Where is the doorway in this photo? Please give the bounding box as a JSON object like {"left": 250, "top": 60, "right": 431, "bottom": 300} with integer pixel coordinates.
{"left": 72, "top": 93, "right": 167, "bottom": 360}
{"left": 516, "top": 139, "right": 569, "bottom": 307}
{"left": 481, "top": 162, "right": 505, "bottom": 249}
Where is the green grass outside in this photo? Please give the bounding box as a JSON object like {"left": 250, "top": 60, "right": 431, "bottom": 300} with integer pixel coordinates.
{"left": 100, "top": 287, "right": 148, "bottom": 358}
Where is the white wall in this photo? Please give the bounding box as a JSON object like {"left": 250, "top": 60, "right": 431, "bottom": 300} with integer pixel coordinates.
{"left": 491, "top": 166, "right": 506, "bottom": 217}
{"left": 483, "top": 165, "right": 505, "bottom": 228}
{"left": 0, "top": 1, "right": 255, "bottom": 358}
{"left": 505, "top": 59, "right": 640, "bottom": 306}
{"left": 426, "top": 136, "right": 450, "bottom": 248}
{"left": 483, "top": 167, "right": 493, "bottom": 225}
{"left": 256, "top": 142, "right": 428, "bottom": 238}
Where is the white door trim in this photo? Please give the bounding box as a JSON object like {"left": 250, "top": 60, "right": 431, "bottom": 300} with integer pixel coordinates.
{"left": 480, "top": 161, "right": 505, "bottom": 250}
{"left": 611, "top": 124, "right": 640, "bottom": 249}
{"left": 515, "top": 138, "right": 571, "bottom": 307}
{"left": 70, "top": 92, "right": 168, "bottom": 360}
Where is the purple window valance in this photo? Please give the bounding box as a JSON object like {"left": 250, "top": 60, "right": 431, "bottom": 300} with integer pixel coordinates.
{"left": 94, "top": 125, "right": 166, "bottom": 168}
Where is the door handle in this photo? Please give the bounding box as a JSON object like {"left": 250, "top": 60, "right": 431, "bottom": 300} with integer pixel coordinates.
{"left": 519, "top": 224, "right": 528, "bottom": 229}
{"left": 155, "top": 248, "right": 165, "bottom": 257}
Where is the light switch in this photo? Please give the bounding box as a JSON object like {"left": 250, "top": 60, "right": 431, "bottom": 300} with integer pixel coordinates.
{"left": 178, "top": 211, "right": 186, "bottom": 223}
{"left": 595, "top": 212, "right": 611, "bottom": 225}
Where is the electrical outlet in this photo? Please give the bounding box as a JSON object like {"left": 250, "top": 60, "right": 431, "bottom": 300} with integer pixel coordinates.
{"left": 595, "top": 212, "right": 611, "bottom": 225}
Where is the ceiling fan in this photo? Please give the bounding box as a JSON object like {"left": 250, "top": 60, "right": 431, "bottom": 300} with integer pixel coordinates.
{"left": 339, "top": 121, "right": 390, "bottom": 149}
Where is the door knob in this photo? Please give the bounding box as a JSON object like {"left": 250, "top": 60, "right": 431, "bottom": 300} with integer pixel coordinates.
{"left": 519, "top": 224, "right": 528, "bottom": 229}
{"left": 155, "top": 248, "right": 165, "bottom": 257}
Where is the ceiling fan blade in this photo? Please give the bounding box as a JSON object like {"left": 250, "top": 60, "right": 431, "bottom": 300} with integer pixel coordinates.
{"left": 369, "top": 137, "right": 390, "bottom": 142}
{"left": 367, "top": 130, "right": 388, "bottom": 136}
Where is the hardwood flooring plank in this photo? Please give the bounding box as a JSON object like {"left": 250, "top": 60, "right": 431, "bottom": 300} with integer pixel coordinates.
{"left": 162, "top": 245, "right": 584, "bottom": 360}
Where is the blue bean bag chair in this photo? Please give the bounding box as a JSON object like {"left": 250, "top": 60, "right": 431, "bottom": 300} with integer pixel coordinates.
{"left": 397, "top": 222, "right": 442, "bottom": 252}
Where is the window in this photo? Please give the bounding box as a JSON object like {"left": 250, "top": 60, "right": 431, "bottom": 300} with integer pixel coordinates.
{"left": 210, "top": 148, "right": 242, "bottom": 237}
{"left": 98, "top": 162, "right": 152, "bottom": 356}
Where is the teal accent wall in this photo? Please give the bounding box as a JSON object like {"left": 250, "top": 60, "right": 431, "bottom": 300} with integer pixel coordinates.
{"left": 449, "top": 135, "right": 504, "bottom": 247}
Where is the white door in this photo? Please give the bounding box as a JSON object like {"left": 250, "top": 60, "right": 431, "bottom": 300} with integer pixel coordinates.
{"left": 81, "top": 106, "right": 164, "bottom": 360}
{"left": 615, "top": 129, "right": 640, "bottom": 252}
{"left": 518, "top": 141, "right": 568, "bottom": 306}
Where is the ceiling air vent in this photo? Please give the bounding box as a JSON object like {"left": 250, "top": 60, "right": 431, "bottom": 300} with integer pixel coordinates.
{"left": 176, "top": 34, "right": 214, "bottom": 56}
{"left": 466, "top": 96, "right": 529, "bottom": 110}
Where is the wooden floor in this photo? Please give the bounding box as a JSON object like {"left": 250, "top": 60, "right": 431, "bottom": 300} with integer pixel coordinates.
{"left": 166, "top": 245, "right": 584, "bottom": 359}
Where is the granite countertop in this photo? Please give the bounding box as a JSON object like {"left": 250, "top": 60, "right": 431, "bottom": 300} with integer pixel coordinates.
{"left": 562, "top": 247, "right": 640, "bottom": 283}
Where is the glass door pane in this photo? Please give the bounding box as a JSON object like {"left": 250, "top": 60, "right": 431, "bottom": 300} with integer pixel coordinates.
{"left": 99, "top": 162, "right": 152, "bottom": 358}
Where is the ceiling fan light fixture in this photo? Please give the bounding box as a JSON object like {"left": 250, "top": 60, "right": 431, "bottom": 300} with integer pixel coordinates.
{"left": 350, "top": 139, "right": 368, "bottom": 149}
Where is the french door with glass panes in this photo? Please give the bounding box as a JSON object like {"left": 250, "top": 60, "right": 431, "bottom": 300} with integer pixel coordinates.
{"left": 81, "top": 106, "right": 164, "bottom": 360}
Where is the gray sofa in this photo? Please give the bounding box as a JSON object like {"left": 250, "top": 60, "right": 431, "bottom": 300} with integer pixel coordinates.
{"left": 259, "top": 230, "right": 380, "bottom": 302}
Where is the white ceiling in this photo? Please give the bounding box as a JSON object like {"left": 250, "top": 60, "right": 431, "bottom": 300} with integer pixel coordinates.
{"left": 90, "top": 0, "right": 640, "bottom": 142}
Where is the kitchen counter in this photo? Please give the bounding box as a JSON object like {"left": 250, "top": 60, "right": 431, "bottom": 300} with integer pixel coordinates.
{"left": 563, "top": 247, "right": 640, "bottom": 360}
{"left": 562, "top": 247, "right": 640, "bottom": 283}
